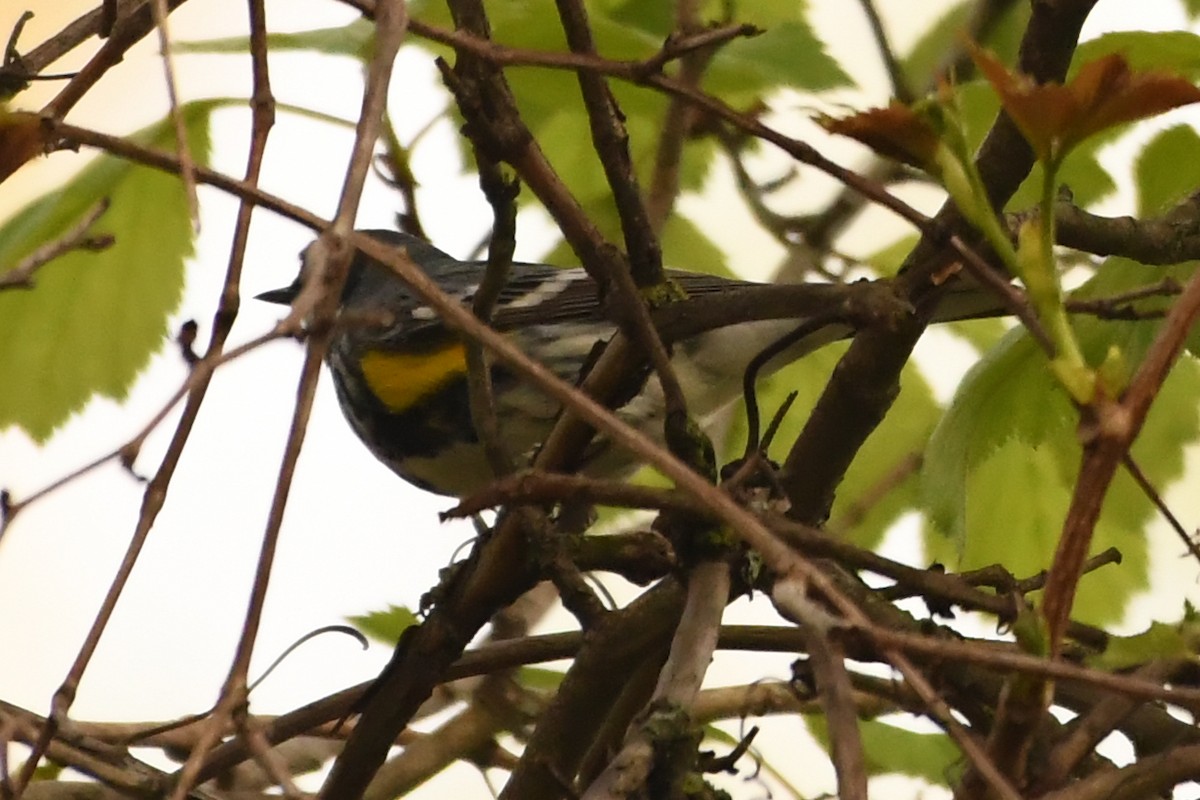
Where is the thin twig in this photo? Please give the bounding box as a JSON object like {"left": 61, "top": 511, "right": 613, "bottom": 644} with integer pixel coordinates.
{"left": 148, "top": 0, "right": 199, "bottom": 225}
{"left": 1121, "top": 454, "right": 1200, "bottom": 563}
{"left": 854, "top": 0, "right": 914, "bottom": 103}
{"left": 0, "top": 199, "right": 111, "bottom": 291}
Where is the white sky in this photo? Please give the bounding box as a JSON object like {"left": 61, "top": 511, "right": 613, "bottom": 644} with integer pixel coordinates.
{"left": 1, "top": 1, "right": 1199, "bottom": 797}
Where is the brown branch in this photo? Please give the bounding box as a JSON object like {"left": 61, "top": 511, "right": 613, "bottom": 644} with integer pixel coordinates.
{"left": 855, "top": 0, "right": 914, "bottom": 103}
{"left": 1037, "top": 742, "right": 1200, "bottom": 800}
{"left": 43, "top": 0, "right": 194, "bottom": 119}
{"left": 644, "top": 6, "right": 717, "bottom": 232}
{"left": 1055, "top": 192, "right": 1200, "bottom": 264}
{"left": 173, "top": 6, "right": 408, "bottom": 800}
{"left": 0, "top": 198, "right": 111, "bottom": 291}
{"left": 1042, "top": 239, "right": 1200, "bottom": 653}
{"left": 148, "top": 0, "right": 198, "bottom": 224}
{"left": 774, "top": 584, "right": 867, "bottom": 800}
{"left": 0, "top": 0, "right": 160, "bottom": 93}
{"left": 581, "top": 561, "right": 729, "bottom": 799}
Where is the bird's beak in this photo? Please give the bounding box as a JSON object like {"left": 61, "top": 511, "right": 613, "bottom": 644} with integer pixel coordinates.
{"left": 255, "top": 280, "right": 301, "bottom": 305}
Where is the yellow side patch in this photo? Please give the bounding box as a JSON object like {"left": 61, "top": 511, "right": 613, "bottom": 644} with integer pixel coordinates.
{"left": 359, "top": 344, "right": 468, "bottom": 412}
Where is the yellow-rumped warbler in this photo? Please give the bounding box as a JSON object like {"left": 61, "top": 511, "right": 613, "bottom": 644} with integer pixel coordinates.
{"left": 258, "top": 230, "right": 935, "bottom": 497}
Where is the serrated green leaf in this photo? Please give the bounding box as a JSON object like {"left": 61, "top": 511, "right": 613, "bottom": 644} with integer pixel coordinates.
{"left": 0, "top": 103, "right": 212, "bottom": 441}
{"left": 923, "top": 258, "right": 1200, "bottom": 622}
{"left": 702, "top": 21, "right": 852, "bottom": 96}
{"left": 922, "top": 326, "right": 1071, "bottom": 539}
{"left": 1135, "top": 124, "right": 1200, "bottom": 215}
{"left": 348, "top": 604, "right": 419, "bottom": 645}
{"left": 806, "top": 715, "right": 958, "bottom": 785}
{"left": 177, "top": 18, "right": 375, "bottom": 59}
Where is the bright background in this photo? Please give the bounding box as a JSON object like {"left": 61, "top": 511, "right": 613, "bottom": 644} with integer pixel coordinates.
{"left": 2, "top": 1, "right": 1199, "bottom": 796}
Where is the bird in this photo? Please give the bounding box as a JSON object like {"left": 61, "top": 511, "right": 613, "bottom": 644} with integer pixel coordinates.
{"left": 257, "top": 229, "right": 980, "bottom": 497}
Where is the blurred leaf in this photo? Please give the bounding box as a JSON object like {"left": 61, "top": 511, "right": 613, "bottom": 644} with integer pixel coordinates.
{"left": 1009, "top": 133, "right": 1115, "bottom": 209}
{"left": 177, "top": 18, "right": 375, "bottom": 58}
{"left": 30, "top": 761, "right": 64, "bottom": 781}
{"left": 861, "top": 234, "right": 918, "bottom": 277}
{"left": 807, "top": 715, "right": 958, "bottom": 785}
{"left": 1087, "top": 620, "right": 1198, "bottom": 671}
{"left": 517, "top": 666, "right": 566, "bottom": 691}
{"left": 348, "top": 604, "right": 419, "bottom": 645}
{"left": 542, "top": 208, "right": 727, "bottom": 274}
{"left": 827, "top": 362, "right": 940, "bottom": 549}
{"left": 902, "top": 1, "right": 1029, "bottom": 89}
{"left": 0, "top": 103, "right": 212, "bottom": 440}
{"left": 1074, "top": 31, "right": 1200, "bottom": 78}
{"left": 945, "top": 317, "right": 1010, "bottom": 354}
{"left": 605, "top": 0, "right": 851, "bottom": 94}
{"left": 703, "top": 21, "right": 851, "bottom": 96}
{"left": 1187, "top": 0, "right": 1200, "bottom": 21}
{"left": 406, "top": 0, "right": 842, "bottom": 212}
{"left": 1134, "top": 124, "right": 1200, "bottom": 215}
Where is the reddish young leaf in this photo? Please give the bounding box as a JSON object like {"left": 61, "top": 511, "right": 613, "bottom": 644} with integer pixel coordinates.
{"left": 972, "top": 45, "right": 1200, "bottom": 162}
{"left": 818, "top": 102, "right": 941, "bottom": 169}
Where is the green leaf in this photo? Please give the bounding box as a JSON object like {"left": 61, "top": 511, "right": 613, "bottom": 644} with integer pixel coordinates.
{"left": 903, "top": 1, "right": 1030, "bottom": 90}
{"left": 0, "top": 103, "right": 212, "bottom": 441}
{"left": 947, "top": 79, "right": 1115, "bottom": 210}
{"left": 1009, "top": 133, "right": 1115, "bottom": 209}
{"left": 702, "top": 21, "right": 852, "bottom": 96}
{"left": 902, "top": 1, "right": 971, "bottom": 88}
{"left": 1074, "top": 31, "right": 1200, "bottom": 79}
{"left": 517, "top": 666, "right": 566, "bottom": 691}
{"left": 723, "top": 344, "right": 938, "bottom": 550}
{"left": 348, "top": 604, "right": 419, "bottom": 645}
{"left": 923, "top": 258, "right": 1200, "bottom": 622}
{"left": 861, "top": 234, "right": 918, "bottom": 277}
{"left": 405, "top": 0, "right": 842, "bottom": 212}
{"left": 806, "top": 715, "right": 959, "bottom": 785}
{"left": 1135, "top": 124, "right": 1200, "bottom": 215}
{"left": 1087, "top": 620, "right": 1198, "bottom": 671}
{"left": 827, "top": 362, "right": 940, "bottom": 549}
{"left": 177, "top": 18, "right": 375, "bottom": 59}
{"left": 945, "top": 317, "right": 1009, "bottom": 354}
{"left": 542, "top": 209, "right": 727, "bottom": 274}
{"left": 1186, "top": 0, "right": 1200, "bottom": 21}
